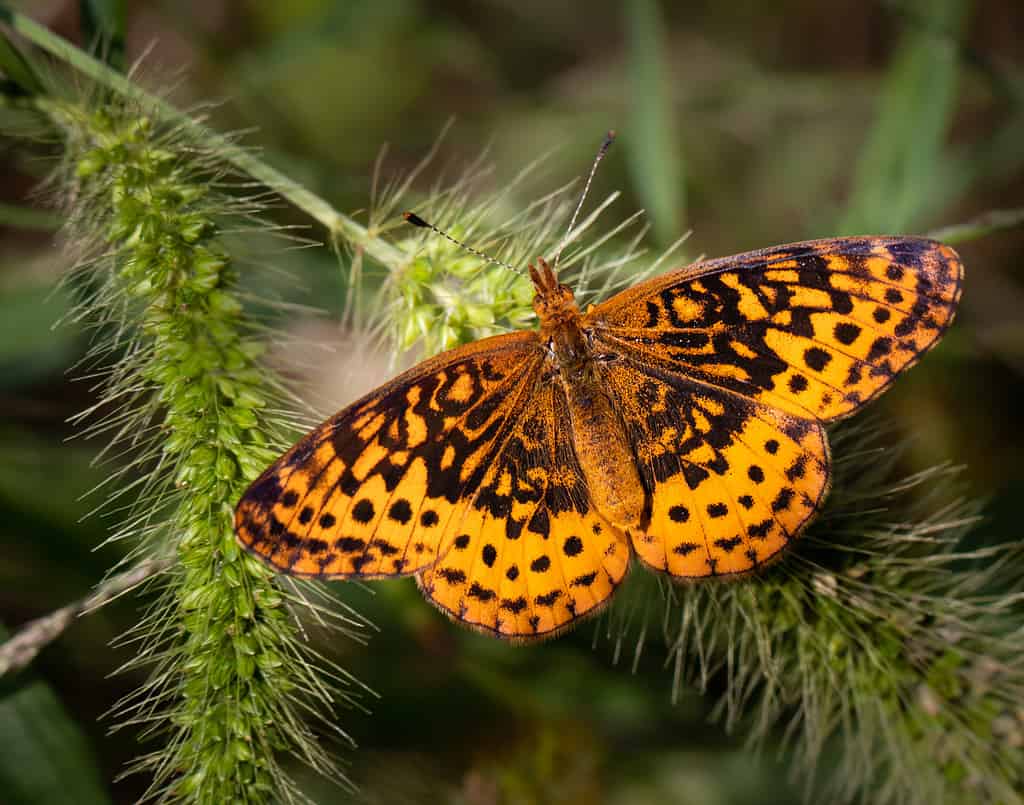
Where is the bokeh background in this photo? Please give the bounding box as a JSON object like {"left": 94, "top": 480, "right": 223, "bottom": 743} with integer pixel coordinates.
{"left": 1, "top": 1, "right": 1022, "bottom": 803}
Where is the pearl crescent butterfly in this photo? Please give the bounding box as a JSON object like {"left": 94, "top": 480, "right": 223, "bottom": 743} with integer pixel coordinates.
{"left": 235, "top": 236, "right": 962, "bottom": 640}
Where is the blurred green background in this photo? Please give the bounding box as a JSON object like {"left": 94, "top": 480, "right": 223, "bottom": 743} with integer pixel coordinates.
{"left": 0, "top": 0, "right": 1022, "bottom": 802}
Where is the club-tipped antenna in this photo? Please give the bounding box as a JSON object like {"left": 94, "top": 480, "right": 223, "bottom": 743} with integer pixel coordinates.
{"left": 551, "top": 130, "right": 616, "bottom": 271}
{"left": 402, "top": 212, "right": 522, "bottom": 274}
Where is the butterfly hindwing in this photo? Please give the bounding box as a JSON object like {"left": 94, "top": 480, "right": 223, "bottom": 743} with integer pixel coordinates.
{"left": 595, "top": 358, "right": 829, "bottom": 577}
{"left": 589, "top": 237, "right": 962, "bottom": 423}
{"left": 417, "top": 378, "right": 630, "bottom": 639}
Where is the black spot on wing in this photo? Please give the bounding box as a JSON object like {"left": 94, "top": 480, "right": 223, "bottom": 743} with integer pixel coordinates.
{"left": 683, "top": 465, "right": 709, "bottom": 490}
{"left": 500, "top": 596, "right": 527, "bottom": 613}
{"left": 707, "top": 502, "right": 728, "bottom": 518}
{"left": 352, "top": 499, "right": 375, "bottom": 523}
{"left": 804, "top": 347, "right": 831, "bottom": 372}
{"left": 505, "top": 518, "right": 524, "bottom": 541}
{"left": 437, "top": 568, "right": 467, "bottom": 586}
{"left": 867, "top": 337, "right": 892, "bottom": 362}
{"left": 669, "top": 505, "right": 689, "bottom": 522}
{"left": 467, "top": 582, "right": 496, "bottom": 602}
{"left": 747, "top": 519, "right": 772, "bottom": 538}
{"left": 388, "top": 499, "right": 413, "bottom": 524}
{"left": 372, "top": 539, "right": 400, "bottom": 556}
{"left": 834, "top": 322, "right": 861, "bottom": 346}
{"left": 788, "top": 375, "right": 808, "bottom": 393}
{"left": 534, "top": 590, "right": 563, "bottom": 607}
{"left": 772, "top": 488, "right": 795, "bottom": 513}
{"left": 527, "top": 507, "right": 550, "bottom": 538}
{"left": 714, "top": 536, "right": 742, "bottom": 552}
{"left": 420, "top": 509, "right": 439, "bottom": 527}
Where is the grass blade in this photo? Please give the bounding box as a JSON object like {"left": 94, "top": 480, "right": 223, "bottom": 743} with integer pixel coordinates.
{"left": 625, "top": 0, "right": 684, "bottom": 247}
{"left": 80, "top": 0, "right": 125, "bottom": 71}
{"left": 839, "top": 0, "right": 967, "bottom": 234}
{"left": 0, "top": 627, "right": 111, "bottom": 805}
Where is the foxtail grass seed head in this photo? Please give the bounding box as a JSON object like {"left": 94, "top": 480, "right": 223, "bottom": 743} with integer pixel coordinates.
{"left": 390, "top": 224, "right": 535, "bottom": 355}
{"left": 45, "top": 95, "right": 362, "bottom": 803}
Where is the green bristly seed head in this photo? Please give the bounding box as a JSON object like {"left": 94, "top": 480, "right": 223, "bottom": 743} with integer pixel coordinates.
{"left": 389, "top": 228, "right": 535, "bottom": 357}
{"left": 47, "top": 96, "right": 361, "bottom": 803}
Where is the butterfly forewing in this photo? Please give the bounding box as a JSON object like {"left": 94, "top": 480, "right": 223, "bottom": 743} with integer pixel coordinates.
{"left": 588, "top": 237, "right": 962, "bottom": 423}
{"left": 236, "top": 333, "right": 544, "bottom": 578}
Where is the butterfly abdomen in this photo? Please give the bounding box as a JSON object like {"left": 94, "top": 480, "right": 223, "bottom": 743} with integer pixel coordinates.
{"left": 534, "top": 259, "right": 646, "bottom": 534}
{"left": 561, "top": 376, "right": 645, "bottom": 532}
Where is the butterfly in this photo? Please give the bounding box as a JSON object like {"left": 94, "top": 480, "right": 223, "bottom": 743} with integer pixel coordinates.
{"left": 235, "top": 236, "right": 962, "bottom": 640}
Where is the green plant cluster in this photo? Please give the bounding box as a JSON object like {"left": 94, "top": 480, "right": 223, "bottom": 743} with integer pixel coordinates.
{"left": 389, "top": 227, "right": 535, "bottom": 356}
{"left": 49, "top": 100, "right": 348, "bottom": 803}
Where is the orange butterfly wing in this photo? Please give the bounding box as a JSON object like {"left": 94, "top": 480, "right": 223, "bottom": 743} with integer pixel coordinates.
{"left": 590, "top": 237, "right": 962, "bottom": 421}
{"left": 235, "top": 333, "right": 542, "bottom": 579}
{"left": 586, "top": 236, "right": 962, "bottom": 577}
{"left": 594, "top": 360, "right": 829, "bottom": 576}
{"left": 234, "top": 331, "right": 629, "bottom": 638}
{"left": 416, "top": 375, "right": 629, "bottom": 639}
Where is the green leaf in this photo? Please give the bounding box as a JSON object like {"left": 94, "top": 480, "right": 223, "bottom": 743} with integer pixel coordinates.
{"left": 625, "top": 0, "right": 685, "bottom": 247}
{"left": 0, "top": 27, "right": 44, "bottom": 95}
{"left": 926, "top": 207, "right": 1024, "bottom": 244}
{"left": 839, "top": 0, "right": 968, "bottom": 234}
{"left": 0, "top": 627, "right": 111, "bottom": 805}
{"left": 80, "top": 0, "right": 125, "bottom": 72}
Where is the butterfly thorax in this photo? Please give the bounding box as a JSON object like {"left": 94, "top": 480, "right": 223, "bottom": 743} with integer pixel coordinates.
{"left": 530, "top": 259, "right": 646, "bottom": 534}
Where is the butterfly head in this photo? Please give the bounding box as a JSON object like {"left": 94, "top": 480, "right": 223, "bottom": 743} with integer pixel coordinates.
{"left": 530, "top": 258, "right": 578, "bottom": 325}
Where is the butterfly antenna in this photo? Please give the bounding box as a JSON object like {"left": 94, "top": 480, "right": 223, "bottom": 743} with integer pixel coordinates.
{"left": 551, "top": 129, "right": 616, "bottom": 271}
{"left": 402, "top": 212, "right": 522, "bottom": 274}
